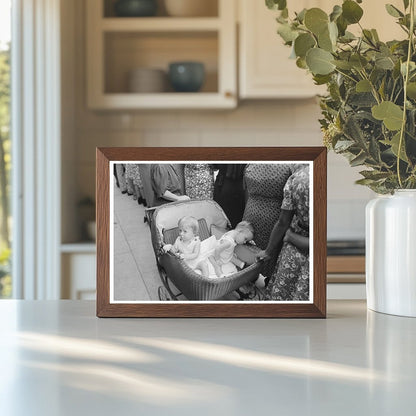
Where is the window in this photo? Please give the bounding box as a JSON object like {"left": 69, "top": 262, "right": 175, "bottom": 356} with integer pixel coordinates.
{"left": 0, "top": 0, "right": 11, "bottom": 298}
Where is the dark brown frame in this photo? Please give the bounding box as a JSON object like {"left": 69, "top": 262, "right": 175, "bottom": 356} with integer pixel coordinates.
{"left": 96, "top": 147, "right": 327, "bottom": 318}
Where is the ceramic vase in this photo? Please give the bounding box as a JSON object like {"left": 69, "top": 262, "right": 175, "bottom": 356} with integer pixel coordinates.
{"left": 366, "top": 190, "right": 416, "bottom": 317}
{"left": 114, "top": 0, "right": 157, "bottom": 17}
{"left": 168, "top": 62, "right": 205, "bottom": 92}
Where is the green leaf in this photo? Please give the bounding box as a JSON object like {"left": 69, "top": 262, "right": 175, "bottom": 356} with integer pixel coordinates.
{"left": 296, "top": 57, "right": 308, "bottom": 69}
{"left": 306, "top": 48, "right": 336, "bottom": 75}
{"left": 318, "top": 27, "right": 334, "bottom": 52}
{"left": 334, "top": 140, "right": 355, "bottom": 151}
{"left": 355, "top": 178, "right": 378, "bottom": 186}
{"left": 403, "top": 0, "right": 410, "bottom": 10}
{"left": 328, "top": 21, "right": 338, "bottom": 45}
{"left": 344, "top": 114, "right": 367, "bottom": 147}
{"left": 277, "top": 23, "right": 299, "bottom": 43}
{"left": 296, "top": 8, "right": 307, "bottom": 23}
{"left": 372, "top": 101, "right": 404, "bottom": 131}
{"left": 266, "top": 0, "right": 287, "bottom": 11}
{"left": 407, "top": 82, "right": 416, "bottom": 99}
{"left": 342, "top": 0, "right": 364, "bottom": 24}
{"left": 385, "top": 132, "right": 409, "bottom": 162}
{"left": 385, "top": 4, "right": 404, "bottom": 18}
{"left": 378, "top": 77, "right": 386, "bottom": 100}
{"left": 330, "top": 5, "right": 342, "bottom": 22}
{"left": 369, "top": 136, "right": 382, "bottom": 163}
{"left": 371, "top": 29, "right": 380, "bottom": 43}
{"left": 348, "top": 92, "right": 377, "bottom": 107}
{"left": 350, "top": 54, "right": 368, "bottom": 70}
{"left": 360, "top": 170, "right": 391, "bottom": 180}
{"left": 313, "top": 74, "right": 332, "bottom": 85}
{"left": 304, "top": 8, "right": 329, "bottom": 35}
{"left": 333, "top": 60, "right": 353, "bottom": 70}
{"left": 375, "top": 55, "right": 395, "bottom": 70}
{"left": 363, "top": 29, "right": 376, "bottom": 46}
{"left": 336, "top": 15, "right": 348, "bottom": 36}
{"left": 356, "top": 79, "right": 372, "bottom": 92}
{"left": 401, "top": 61, "right": 416, "bottom": 76}
{"left": 294, "top": 33, "right": 316, "bottom": 58}
{"left": 339, "top": 31, "right": 356, "bottom": 43}
{"left": 350, "top": 152, "right": 368, "bottom": 167}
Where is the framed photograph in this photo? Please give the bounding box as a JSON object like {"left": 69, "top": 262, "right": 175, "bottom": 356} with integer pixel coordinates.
{"left": 96, "top": 147, "right": 327, "bottom": 318}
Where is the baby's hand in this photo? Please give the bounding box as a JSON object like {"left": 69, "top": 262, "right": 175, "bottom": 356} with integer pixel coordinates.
{"left": 177, "top": 253, "right": 185, "bottom": 260}
{"left": 163, "top": 244, "right": 173, "bottom": 253}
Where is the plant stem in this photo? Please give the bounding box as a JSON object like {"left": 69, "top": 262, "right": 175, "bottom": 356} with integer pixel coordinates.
{"left": 358, "top": 69, "right": 381, "bottom": 104}
{"left": 334, "top": 68, "right": 358, "bottom": 84}
{"left": 397, "top": 0, "right": 415, "bottom": 188}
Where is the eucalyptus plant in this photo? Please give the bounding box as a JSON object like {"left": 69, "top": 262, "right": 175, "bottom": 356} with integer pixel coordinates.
{"left": 267, "top": 0, "right": 416, "bottom": 193}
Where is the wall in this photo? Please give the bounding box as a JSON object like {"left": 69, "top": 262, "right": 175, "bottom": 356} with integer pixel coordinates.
{"left": 61, "top": 0, "right": 374, "bottom": 243}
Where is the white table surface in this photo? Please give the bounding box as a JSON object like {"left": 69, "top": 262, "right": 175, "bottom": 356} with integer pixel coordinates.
{"left": 0, "top": 300, "right": 415, "bottom": 416}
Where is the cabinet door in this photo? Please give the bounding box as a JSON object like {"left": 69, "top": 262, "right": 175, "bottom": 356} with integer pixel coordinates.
{"left": 239, "top": 0, "right": 326, "bottom": 99}
{"left": 239, "top": 0, "right": 404, "bottom": 99}
{"left": 62, "top": 253, "right": 96, "bottom": 300}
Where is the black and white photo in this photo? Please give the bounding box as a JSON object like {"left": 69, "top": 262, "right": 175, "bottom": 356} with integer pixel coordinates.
{"left": 110, "top": 162, "right": 313, "bottom": 303}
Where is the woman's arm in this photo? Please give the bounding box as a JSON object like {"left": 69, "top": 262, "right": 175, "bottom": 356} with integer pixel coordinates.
{"left": 256, "top": 209, "right": 294, "bottom": 260}
{"left": 284, "top": 229, "right": 309, "bottom": 252}
{"left": 162, "top": 190, "right": 190, "bottom": 202}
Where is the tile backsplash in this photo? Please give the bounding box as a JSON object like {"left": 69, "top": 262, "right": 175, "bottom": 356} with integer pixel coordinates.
{"left": 73, "top": 100, "right": 373, "bottom": 241}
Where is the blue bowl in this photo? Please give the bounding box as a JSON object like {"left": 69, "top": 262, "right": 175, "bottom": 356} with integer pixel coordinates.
{"left": 114, "top": 0, "right": 157, "bottom": 17}
{"left": 168, "top": 62, "right": 205, "bottom": 93}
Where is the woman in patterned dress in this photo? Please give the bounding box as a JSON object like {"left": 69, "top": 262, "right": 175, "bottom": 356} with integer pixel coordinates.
{"left": 114, "top": 163, "right": 127, "bottom": 193}
{"left": 184, "top": 164, "right": 214, "bottom": 200}
{"left": 242, "top": 163, "right": 292, "bottom": 278}
{"left": 125, "top": 163, "right": 145, "bottom": 204}
{"left": 257, "top": 165, "right": 310, "bottom": 301}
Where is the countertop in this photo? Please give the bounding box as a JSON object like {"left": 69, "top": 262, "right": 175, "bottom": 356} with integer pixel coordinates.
{"left": 0, "top": 300, "right": 415, "bottom": 415}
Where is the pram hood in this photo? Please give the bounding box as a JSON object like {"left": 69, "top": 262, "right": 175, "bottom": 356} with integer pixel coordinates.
{"left": 152, "top": 199, "right": 230, "bottom": 245}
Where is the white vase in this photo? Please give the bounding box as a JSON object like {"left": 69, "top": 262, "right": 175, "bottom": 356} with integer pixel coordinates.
{"left": 366, "top": 190, "right": 416, "bottom": 317}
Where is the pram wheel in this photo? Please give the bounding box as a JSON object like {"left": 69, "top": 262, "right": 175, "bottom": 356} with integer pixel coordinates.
{"left": 158, "top": 286, "right": 172, "bottom": 301}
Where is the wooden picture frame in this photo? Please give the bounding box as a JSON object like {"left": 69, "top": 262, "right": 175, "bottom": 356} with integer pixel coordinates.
{"left": 96, "top": 147, "right": 327, "bottom": 318}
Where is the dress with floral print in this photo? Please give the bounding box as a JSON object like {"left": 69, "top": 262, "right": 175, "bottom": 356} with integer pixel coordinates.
{"left": 265, "top": 166, "right": 310, "bottom": 301}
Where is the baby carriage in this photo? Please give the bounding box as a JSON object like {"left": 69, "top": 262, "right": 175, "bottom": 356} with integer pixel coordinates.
{"left": 147, "top": 199, "right": 264, "bottom": 301}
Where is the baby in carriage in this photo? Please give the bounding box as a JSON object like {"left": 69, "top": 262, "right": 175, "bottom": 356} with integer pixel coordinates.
{"left": 162, "top": 216, "right": 210, "bottom": 277}
{"left": 209, "top": 221, "right": 254, "bottom": 277}
{"left": 163, "top": 217, "right": 255, "bottom": 279}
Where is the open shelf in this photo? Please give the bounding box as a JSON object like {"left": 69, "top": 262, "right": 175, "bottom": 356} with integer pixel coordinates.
{"left": 101, "top": 17, "right": 221, "bottom": 31}
{"left": 86, "top": 0, "right": 236, "bottom": 109}
{"left": 104, "top": 31, "right": 218, "bottom": 94}
{"left": 103, "top": 0, "right": 219, "bottom": 18}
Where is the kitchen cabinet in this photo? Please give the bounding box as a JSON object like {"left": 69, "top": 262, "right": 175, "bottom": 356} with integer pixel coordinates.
{"left": 61, "top": 244, "right": 96, "bottom": 300}
{"left": 86, "top": 0, "right": 237, "bottom": 109}
{"left": 238, "top": 0, "right": 404, "bottom": 99}
{"left": 238, "top": 0, "right": 325, "bottom": 99}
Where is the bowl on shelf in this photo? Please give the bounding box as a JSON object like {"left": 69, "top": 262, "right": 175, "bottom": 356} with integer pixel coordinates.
{"left": 114, "top": 0, "right": 158, "bottom": 17}
{"left": 164, "top": 0, "right": 218, "bottom": 17}
{"left": 128, "top": 68, "right": 167, "bottom": 93}
{"left": 168, "top": 61, "right": 205, "bottom": 92}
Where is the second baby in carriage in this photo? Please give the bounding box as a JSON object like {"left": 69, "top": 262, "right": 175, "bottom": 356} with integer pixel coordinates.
{"left": 163, "top": 216, "right": 254, "bottom": 278}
